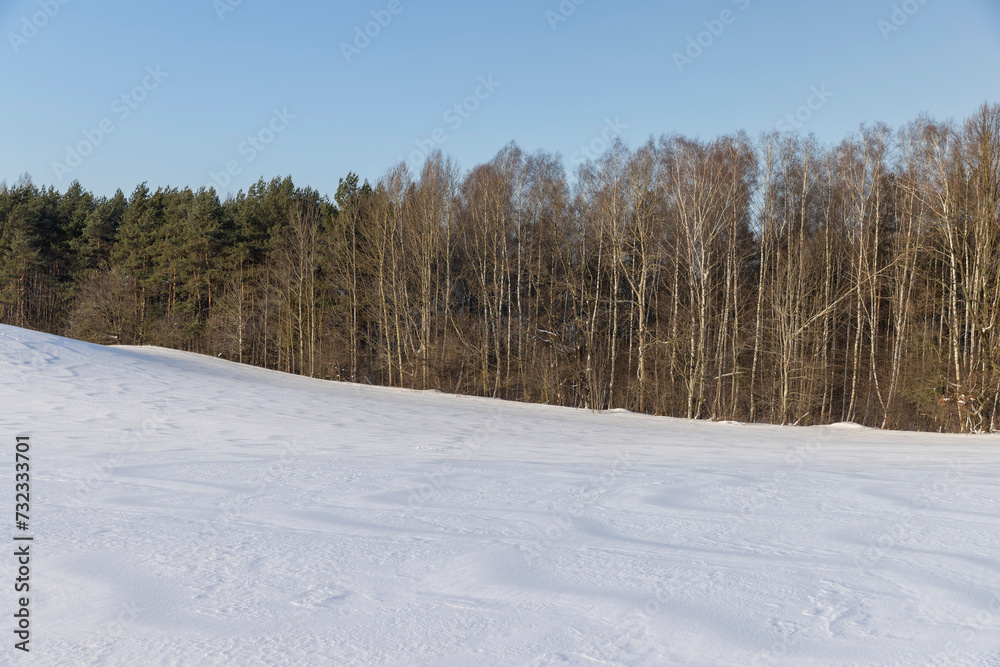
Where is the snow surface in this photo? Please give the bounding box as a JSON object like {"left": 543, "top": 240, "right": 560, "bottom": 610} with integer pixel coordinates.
{"left": 1, "top": 323, "right": 999, "bottom": 666}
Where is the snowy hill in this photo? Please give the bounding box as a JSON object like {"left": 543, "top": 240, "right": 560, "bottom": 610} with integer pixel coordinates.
{"left": 1, "top": 323, "right": 999, "bottom": 666}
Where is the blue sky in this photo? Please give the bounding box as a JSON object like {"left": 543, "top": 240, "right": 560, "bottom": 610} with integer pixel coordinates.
{"left": 2, "top": 0, "right": 998, "bottom": 198}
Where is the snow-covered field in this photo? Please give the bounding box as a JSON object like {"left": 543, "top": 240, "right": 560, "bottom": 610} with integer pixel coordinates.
{"left": 1, "top": 323, "right": 999, "bottom": 666}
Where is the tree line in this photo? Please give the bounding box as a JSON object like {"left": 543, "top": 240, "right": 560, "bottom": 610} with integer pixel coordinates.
{"left": 3, "top": 103, "right": 999, "bottom": 433}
